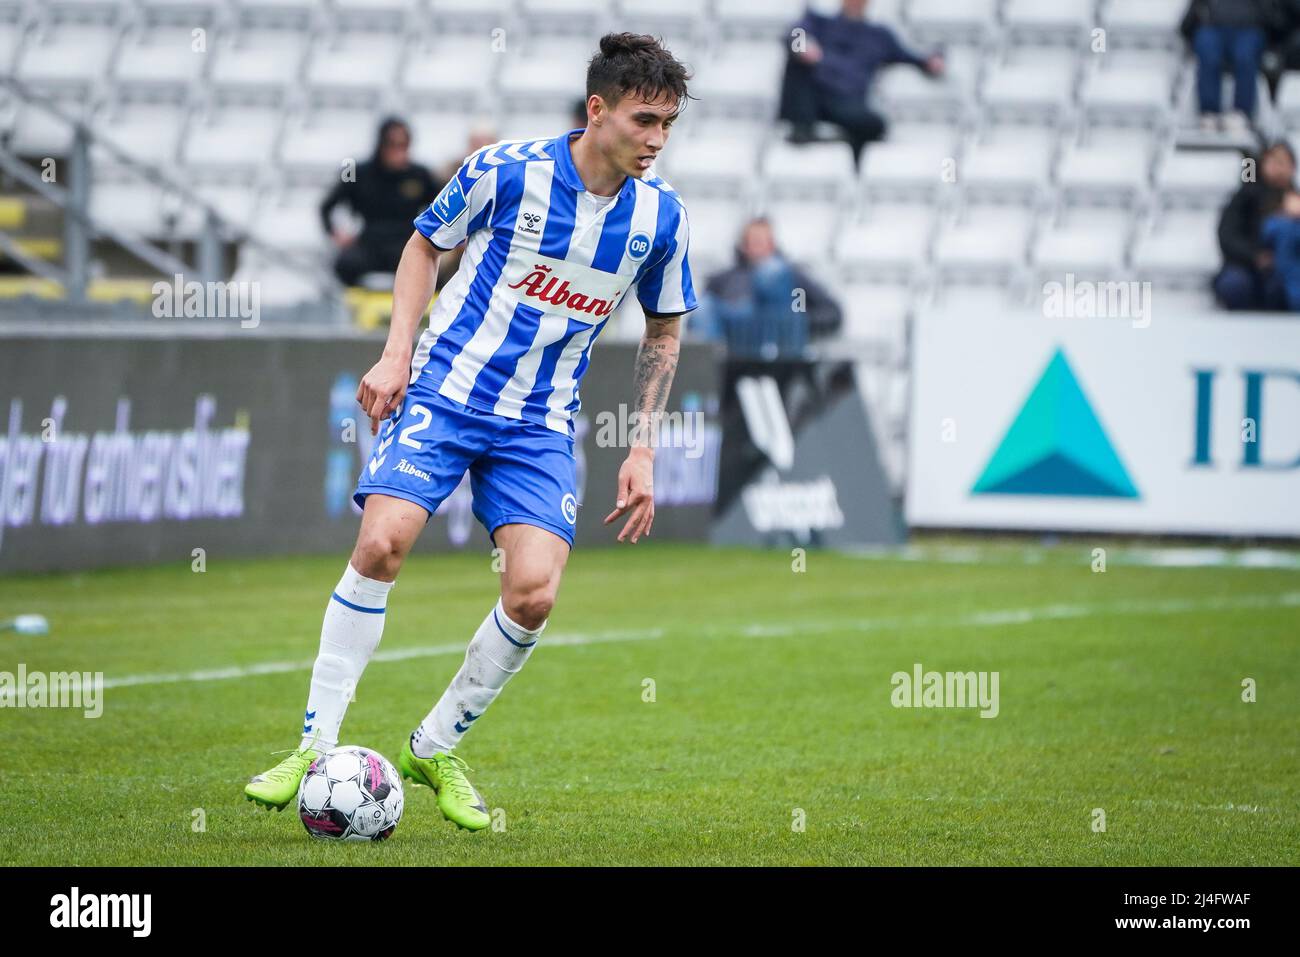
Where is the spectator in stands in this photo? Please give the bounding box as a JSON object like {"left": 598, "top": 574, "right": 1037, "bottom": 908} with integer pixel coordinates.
{"left": 1213, "top": 140, "right": 1295, "bottom": 309}
{"left": 778, "top": 0, "right": 944, "bottom": 167}
{"left": 694, "top": 217, "right": 843, "bottom": 360}
{"left": 1261, "top": 188, "right": 1300, "bottom": 308}
{"left": 320, "top": 117, "right": 443, "bottom": 287}
{"left": 431, "top": 125, "right": 498, "bottom": 289}
{"left": 1182, "top": 0, "right": 1283, "bottom": 133}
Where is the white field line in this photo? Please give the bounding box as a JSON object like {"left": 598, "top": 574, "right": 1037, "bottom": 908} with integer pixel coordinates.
{"left": 2, "top": 592, "right": 1293, "bottom": 700}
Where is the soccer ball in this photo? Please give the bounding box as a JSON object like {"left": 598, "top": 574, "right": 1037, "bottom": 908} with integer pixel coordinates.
{"left": 297, "top": 746, "right": 404, "bottom": 842}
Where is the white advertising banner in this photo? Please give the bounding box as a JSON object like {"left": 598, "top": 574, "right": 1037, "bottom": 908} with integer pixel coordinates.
{"left": 906, "top": 311, "right": 1300, "bottom": 537}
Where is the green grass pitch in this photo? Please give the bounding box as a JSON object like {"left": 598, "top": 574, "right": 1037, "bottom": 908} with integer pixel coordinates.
{"left": 1, "top": 541, "right": 1296, "bottom": 866}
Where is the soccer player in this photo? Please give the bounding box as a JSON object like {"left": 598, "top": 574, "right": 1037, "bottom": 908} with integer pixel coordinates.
{"left": 244, "top": 33, "right": 695, "bottom": 831}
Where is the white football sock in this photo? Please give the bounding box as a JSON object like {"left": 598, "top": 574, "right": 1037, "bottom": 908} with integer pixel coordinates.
{"left": 411, "top": 598, "right": 545, "bottom": 758}
{"left": 300, "top": 563, "right": 394, "bottom": 753}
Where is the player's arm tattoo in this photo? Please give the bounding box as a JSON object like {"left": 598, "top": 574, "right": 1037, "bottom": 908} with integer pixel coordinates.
{"left": 630, "top": 314, "right": 682, "bottom": 449}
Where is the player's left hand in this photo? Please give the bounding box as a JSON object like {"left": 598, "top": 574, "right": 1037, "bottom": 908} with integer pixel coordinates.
{"left": 604, "top": 448, "right": 655, "bottom": 543}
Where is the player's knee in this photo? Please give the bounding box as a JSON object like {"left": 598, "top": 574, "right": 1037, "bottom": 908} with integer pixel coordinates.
{"left": 503, "top": 585, "right": 555, "bottom": 632}
{"left": 351, "top": 529, "right": 404, "bottom": 580}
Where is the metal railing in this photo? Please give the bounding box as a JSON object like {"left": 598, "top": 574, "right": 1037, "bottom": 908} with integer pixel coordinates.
{"left": 0, "top": 76, "right": 345, "bottom": 311}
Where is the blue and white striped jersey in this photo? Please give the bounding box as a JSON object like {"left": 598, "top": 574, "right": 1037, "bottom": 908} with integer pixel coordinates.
{"left": 409, "top": 128, "right": 695, "bottom": 437}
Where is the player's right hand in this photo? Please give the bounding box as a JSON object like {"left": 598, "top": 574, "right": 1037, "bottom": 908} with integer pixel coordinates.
{"left": 356, "top": 355, "right": 410, "bottom": 436}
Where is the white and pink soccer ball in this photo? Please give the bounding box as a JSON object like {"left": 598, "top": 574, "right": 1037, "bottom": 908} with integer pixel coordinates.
{"left": 297, "top": 746, "right": 404, "bottom": 842}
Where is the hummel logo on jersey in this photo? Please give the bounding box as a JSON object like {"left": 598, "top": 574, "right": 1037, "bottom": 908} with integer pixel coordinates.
{"left": 520, "top": 211, "right": 543, "bottom": 235}
{"left": 509, "top": 264, "right": 622, "bottom": 317}
{"left": 395, "top": 459, "right": 431, "bottom": 483}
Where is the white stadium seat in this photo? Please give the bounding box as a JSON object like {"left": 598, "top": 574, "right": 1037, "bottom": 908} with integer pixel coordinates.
{"left": 1056, "top": 136, "right": 1152, "bottom": 202}
{"left": 210, "top": 29, "right": 308, "bottom": 96}
{"left": 761, "top": 140, "right": 857, "bottom": 197}
{"left": 183, "top": 106, "right": 282, "bottom": 170}
{"left": 959, "top": 128, "right": 1056, "bottom": 200}
{"left": 1002, "top": 0, "right": 1095, "bottom": 43}
{"left": 934, "top": 205, "right": 1033, "bottom": 273}
{"left": 691, "top": 41, "right": 786, "bottom": 116}
{"left": 16, "top": 24, "right": 119, "bottom": 87}
{"left": 981, "top": 53, "right": 1078, "bottom": 119}
{"left": 249, "top": 187, "right": 329, "bottom": 251}
{"left": 764, "top": 197, "right": 840, "bottom": 267}
{"left": 305, "top": 32, "right": 403, "bottom": 98}
{"left": 1082, "top": 63, "right": 1174, "bottom": 125}
{"left": 94, "top": 103, "right": 188, "bottom": 167}
{"left": 279, "top": 110, "right": 380, "bottom": 175}
{"left": 1131, "top": 211, "right": 1223, "bottom": 281}
{"left": 837, "top": 204, "right": 935, "bottom": 276}
{"left": 1031, "top": 209, "right": 1133, "bottom": 274}
{"left": 907, "top": 0, "right": 998, "bottom": 43}
{"left": 403, "top": 36, "right": 498, "bottom": 105}
{"left": 113, "top": 27, "right": 208, "bottom": 90}
{"left": 860, "top": 141, "right": 958, "bottom": 200}
{"left": 1155, "top": 150, "right": 1246, "bottom": 207}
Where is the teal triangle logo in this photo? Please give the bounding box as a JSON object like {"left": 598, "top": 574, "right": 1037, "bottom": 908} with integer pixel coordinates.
{"left": 973, "top": 348, "right": 1139, "bottom": 498}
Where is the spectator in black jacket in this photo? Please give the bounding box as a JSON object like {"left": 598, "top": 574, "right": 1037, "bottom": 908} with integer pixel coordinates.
{"left": 694, "top": 218, "right": 843, "bottom": 360}
{"left": 779, "top": 0, "right": 944, "bottom": 167}
{"left": 320, "top": 117, "right": 444, "bottom": 286}
{"left": 1214, "top": 140, "right": 1295, "bottom": 309}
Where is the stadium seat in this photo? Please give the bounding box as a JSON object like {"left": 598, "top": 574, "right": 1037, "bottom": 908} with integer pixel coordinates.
{"left": 981, "top": 51, "right": 1078, "bottom": 121}
{"left": 305, "top": 32, "right": 403, "bottom": 101}
{"left": 690, "top": 40, "right": 786, "bottom": 117}
{"left": 934, "top": 205, "right": 1033, "bottom": 275}
{"left": 406, "top": 111, "right": 480, "bottom": 170}
{"left": 1131, "top": 210, "right": 1223, "bottom": 282}
{"left": 88, "top": 174, "right": 173, "bottom": 239}
{"left": 16, "top": 24, "right": 120, "bottom": 89}
{"left": 498, "top": 109, "right": 581, "bottom": 142}
{"left": 499, "top": 38, "right": 593, "bottom": 107}
{"left": 183, "top": 106, "right": 282, "bottom": 171}
{"left": 906, "top": 0, "right": 998, "bottom": 45}
{"left": 175, "top": 177, "right": 264, "bottom": 239}
{"left": 713, "top": 0, "right": 801, "bottom": 38}
{"left": 1002, "top": 0, "right": 1095, "bottom": 46}
{"left": 403, "top": 35, "right": 498, "bottom": 108}
{"left": 1155, "top": 149, "right": 1245, "bottom": 209}
{"left": 662, "top": 121, "right": 767, "bottom": 198}
{"left": 1030, "top": 208, "right": 1133, "bottom": 275}
{"left": 1081, "top": 62, "right": 1174, "bottom": 127}
{"left": 958, "top": 127, "right": 1056, "bottom": 202}
{"left": 764, "top": 197, "right": 840, "bottom": 267}
{"left": 279, "top": 110, "right": 380, "bottom": 177}
{"left": 873, "top": 44, "right": 981, "bottom": 122}
{"left": 838, "top": 280, "right": 912, "bottom": 362}
{"left": 94, "top": 102, "right": 188, "bottom": 167}
{"left": 210, "top": 28, "right": 308, "bottom": 101}
{"left": 1055, "top": 133, "right": 1152, "bottom": 204}
{"left": 1273, "top": 73, "right": 1300, "bottom": 128}
{"left": 836, "top": 203, "right": 935, "bottom": 278}
{"left": 860, "top": 128, "right": 961, "bottom": 201}
{"left": 112, "top": 26, "right": 209, "bottom": 95}
{"left": 761, "top": 139, "right": 856, "bottom": 199}
{"left": 1100, "top": 0, "right": 1188, "bottom": 48}
{"left": 249, "top": 186, "right": 330, "bottom": 251}
{"left": 684, "top": 196, "right": 754, "bottom": 277}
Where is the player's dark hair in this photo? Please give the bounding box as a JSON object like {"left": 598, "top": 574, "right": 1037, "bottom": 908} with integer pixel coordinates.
{"left": 586, "top": 33, "right": 693, "bottom": 113}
